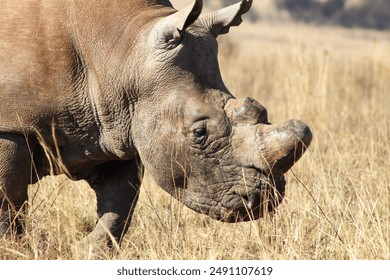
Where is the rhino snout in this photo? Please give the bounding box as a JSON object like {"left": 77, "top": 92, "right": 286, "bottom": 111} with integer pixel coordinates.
{"left": 215, "top": 118, "right": 312, "bottom": 222}
{"left": 173, "top": 116, "right": 311, "bottom": 223}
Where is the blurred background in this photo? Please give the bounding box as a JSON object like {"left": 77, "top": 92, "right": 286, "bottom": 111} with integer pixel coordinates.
{"left": 172, "top": 0, "right": 390, "bottom": 30}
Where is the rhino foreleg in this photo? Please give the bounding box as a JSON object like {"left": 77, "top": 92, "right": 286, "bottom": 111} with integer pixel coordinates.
{"left": 83, "top": 159, "right": 143, "bottom": 247}
{"left": 0, "top": 134, "right": 32, "bottom": 236}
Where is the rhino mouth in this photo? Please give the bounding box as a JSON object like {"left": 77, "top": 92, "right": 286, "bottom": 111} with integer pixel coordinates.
{"left": 185, "top": 172, "right": 286, "bottom": 223}
{"left": 219, "top": 172, "right": 286, "bottom": 222}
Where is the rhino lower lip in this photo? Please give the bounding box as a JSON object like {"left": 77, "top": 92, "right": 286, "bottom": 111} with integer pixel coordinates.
{"left": 184, "top": 172, "right": 286, "bottom": 223}
{"left": 218, "top": 174, "right": 286, "bottom": 222}
{"left": 185, "top": 175, "right": 286, "bottom": 223}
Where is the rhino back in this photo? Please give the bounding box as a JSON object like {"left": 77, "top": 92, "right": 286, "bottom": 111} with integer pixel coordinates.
{"left": 0, "top": 0, "right": 71, "bottom": 132}
{"left": 0, "top": 0, "right": 174, "bottom": 134}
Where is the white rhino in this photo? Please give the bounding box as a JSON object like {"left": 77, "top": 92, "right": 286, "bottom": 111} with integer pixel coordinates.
{"left": 0, "top": 0, "right": 312, "bottom": 245}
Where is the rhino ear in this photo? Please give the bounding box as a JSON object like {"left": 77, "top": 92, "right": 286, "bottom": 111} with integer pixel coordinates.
{"left": 200, "top": 0, "right": 252, "bottom": 37}
{"left": 154, "top": 0, "right": 203, "bottom": 48}
{"left": 177, "top": 0, "right": 203, "bottom": 31}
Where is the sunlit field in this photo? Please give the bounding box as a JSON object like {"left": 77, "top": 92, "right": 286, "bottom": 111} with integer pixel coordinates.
{"left": 1, "top": 22, "right": 389, "bottom": 260}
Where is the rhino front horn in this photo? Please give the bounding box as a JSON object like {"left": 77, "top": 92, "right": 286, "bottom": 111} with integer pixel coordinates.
{"left": 232, "top": 119, "right": 312, "bottom": 174}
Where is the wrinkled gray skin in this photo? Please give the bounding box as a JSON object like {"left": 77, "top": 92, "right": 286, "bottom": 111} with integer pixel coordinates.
{"left": 0, "top": 0, "right": 312, "bottom": 245}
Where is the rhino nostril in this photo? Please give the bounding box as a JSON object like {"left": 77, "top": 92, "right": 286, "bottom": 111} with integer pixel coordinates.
{"left": 247, "top": 192, "right": 261, "bottom": 210}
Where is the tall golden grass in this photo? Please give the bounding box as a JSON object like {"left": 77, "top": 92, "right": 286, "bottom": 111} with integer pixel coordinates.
{"left": 0, "top": 23, "right": 389, "bottom": 259}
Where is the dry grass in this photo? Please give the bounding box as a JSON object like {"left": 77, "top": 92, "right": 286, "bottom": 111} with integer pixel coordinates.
{"left": 1, "top": 23, "right": 389, "bottom": 260}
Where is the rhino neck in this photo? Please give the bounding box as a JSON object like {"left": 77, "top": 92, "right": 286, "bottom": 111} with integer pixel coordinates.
{"left": 60, "top": 1, "right": 176, "bottom": 160}
{"left": 58, "top": 52, "right": 136, "bottom": 163}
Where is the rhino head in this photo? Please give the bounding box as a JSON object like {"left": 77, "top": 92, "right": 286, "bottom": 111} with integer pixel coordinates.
{"left": 132, "top": 0, "right": 312, "bottom": 222}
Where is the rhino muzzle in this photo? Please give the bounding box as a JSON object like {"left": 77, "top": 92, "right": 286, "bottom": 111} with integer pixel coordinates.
{"left": 182, "top": 116, "right": 312, "bottom": 223}
{"left": 208, "top": 99, "right": 313, "bottom": 222}
{"left": 219, "top": 175, "right": 287, "bottom": 222}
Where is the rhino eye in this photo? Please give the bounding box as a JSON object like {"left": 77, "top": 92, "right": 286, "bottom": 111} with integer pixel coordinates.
{"left": 193, "top": 127, "right": 207, "bottom": 144}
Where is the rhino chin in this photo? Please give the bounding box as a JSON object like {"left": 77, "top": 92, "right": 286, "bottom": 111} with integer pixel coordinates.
{"left": 184, "top": 175, "right": 286, "bottom": 223}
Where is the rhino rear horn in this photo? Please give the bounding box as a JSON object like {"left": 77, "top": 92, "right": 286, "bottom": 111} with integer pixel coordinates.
{"left": 200, "top": 0, "right": 252, "bottom": 37}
